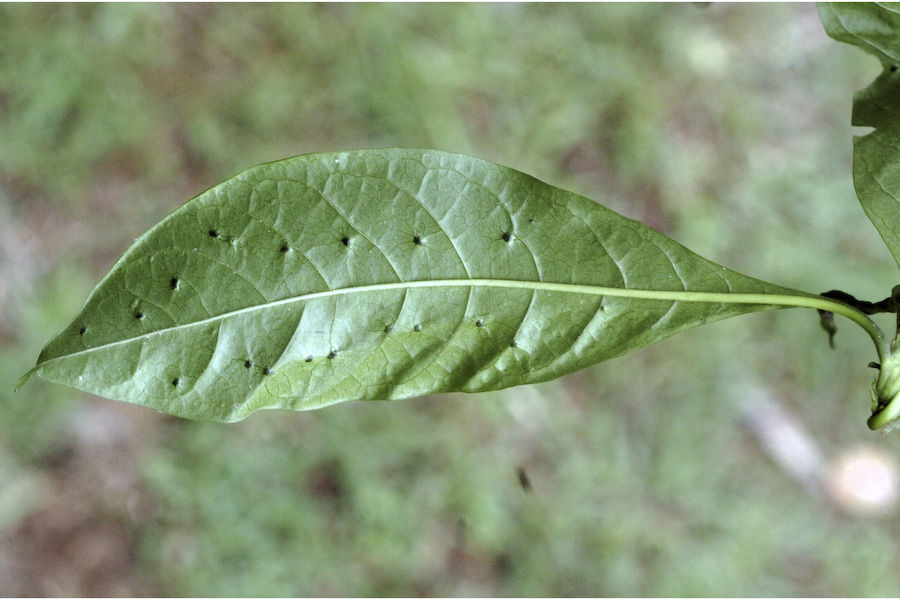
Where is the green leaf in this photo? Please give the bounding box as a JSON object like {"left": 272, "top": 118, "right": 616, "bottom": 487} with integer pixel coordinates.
{"left": 26, "top": 149, "right": 816, "bottom": 422}
{"left": 818, "top": 3, "right": 900, "bottom": 67}
{"left": 852, "top": 120, "right": 900, "bottom": 269}
{"left": 852, "top": 66, "right": 900, "bottom": 130}
{"left": 819, "top": 3, "right": 900, "bottom": 269}
{"left": 851, "top": 61, "right": 900, "bottom": 269}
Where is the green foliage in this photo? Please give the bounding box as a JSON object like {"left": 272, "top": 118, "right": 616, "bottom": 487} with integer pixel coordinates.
{"left": 818, "top": 3, "right": 900, "bottom": 67}
{"left": 821, "top": 4, "right": 900, "bottom": 269}
{"left": 818, "top": 3, "right": 900, "bottom": 428}
{"left": 852, "top": 108, "right": 900, "bottom": 269}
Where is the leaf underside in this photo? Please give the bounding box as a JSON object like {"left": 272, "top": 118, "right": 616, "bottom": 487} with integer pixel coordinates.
{"left": 31, "top": 149, "right": 796, "bottom": 421}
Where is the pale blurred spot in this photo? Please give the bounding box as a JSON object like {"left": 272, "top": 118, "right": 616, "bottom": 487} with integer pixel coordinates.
{"left": 684, "top": 31, "right": 731, "bottom": 78}
{"left": 741, "top": 391, "right": 826, "bottom": 494}
{"left": 827, "top": 446, "right": 899, "bottom": 516}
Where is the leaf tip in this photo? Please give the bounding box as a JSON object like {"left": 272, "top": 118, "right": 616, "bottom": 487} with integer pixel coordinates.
{"left": 15, "top": 367, "right": 37, "bottom": 392}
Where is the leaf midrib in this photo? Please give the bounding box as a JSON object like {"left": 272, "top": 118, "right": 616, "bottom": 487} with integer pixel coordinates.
{"left": 40, "top": 278, "right": 812, "bottom": 367}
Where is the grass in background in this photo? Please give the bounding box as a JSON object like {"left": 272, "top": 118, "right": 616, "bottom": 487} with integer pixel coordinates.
{"left": 2, "top": 3, "right": 900, "bottom": 595}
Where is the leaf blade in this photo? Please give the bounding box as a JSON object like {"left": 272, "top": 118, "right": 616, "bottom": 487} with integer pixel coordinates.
{"left": 853, "top": 122, "right": 900, "bottom": 269}
{"left": 820, "top": 2, "right": 900, "bottom": 269}
{"left": 819, "top": 2, "right": 900, "bottom": 67}
{"left": 32, "top": 149, "right": 803, "bottom": 421}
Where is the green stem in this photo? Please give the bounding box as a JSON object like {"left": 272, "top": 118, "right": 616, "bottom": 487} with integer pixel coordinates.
{"left": 602, "top": 289, "right": 890, "bottom": 361}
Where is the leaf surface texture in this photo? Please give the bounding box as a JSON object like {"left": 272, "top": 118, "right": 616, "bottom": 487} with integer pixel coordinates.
{"left": 32, "top": 149, "right": 797, "bottom": 421}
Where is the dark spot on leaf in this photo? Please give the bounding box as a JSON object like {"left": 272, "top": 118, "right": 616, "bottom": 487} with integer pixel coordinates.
{"left": 244, "top": 359, "right": 253, "bottom": 369}
{"left": 413, "top": 235, "right": 423, "bottom": 245}
{"left": 892, "top": 65, "right": 898, "bottom": 73}
{"left": 208, "top": 229, "right": 219, "bottom": 238}
{"left": 341, "top": 236, "right": 350, "bottom": 247}
{"left": 413, "top": 324, "right": 422, "bottom": 332}
{"left": 134, "top": 311, "right": 144, "bottom": 320}
{"left": 510, "top": 339, "right": 517, "bottom": 348}
{"left": 327, "top": 350, "right": 337, "bottom": 359}
{"left": 280, "top": 243, "right": 290, "bottom": 253}
{"left": 262, "top": 367, "right": 272, "bottom": 376}
{"left": 171, "top": 378, "right": 180, "bottom": 387}
{"left": 79, "top": 326, "right": 86, "bottom": 335}
{"left": 501, "top": 231, "right": 512, "bottom": 243}
{"left": 527, "top": 217, "right": 535, "bottom": 224}
{"left": 383, "top": 324, "right": 393, "bottom": 334}
{"left": 170, "top": 277, "right": 180, "bottom": 290}
{"left": 305, "top": 356, "right": 313, "bottom": 363}
{"left": 475, "top": 319, "right": 484, "bottom": 328}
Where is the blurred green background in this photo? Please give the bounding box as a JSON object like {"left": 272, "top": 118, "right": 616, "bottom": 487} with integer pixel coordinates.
{"left": 3, "top": 3, "right": 900, "bottom": 596}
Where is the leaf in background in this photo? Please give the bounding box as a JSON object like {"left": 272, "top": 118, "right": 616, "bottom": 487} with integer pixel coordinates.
{"left": 819, "top": 3, "right": 900, "bottom": 269}
{"left": 852, "top": 66, "right": 900, "bottom": 130}
{"left": 818, "top": 3, "right": 900, "bottom": 67}
{"left": 27, "top": 149, "right": 803, "bottom": 422}
{"left": 852, "top": 118, "right": 900, "bottom": 270}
